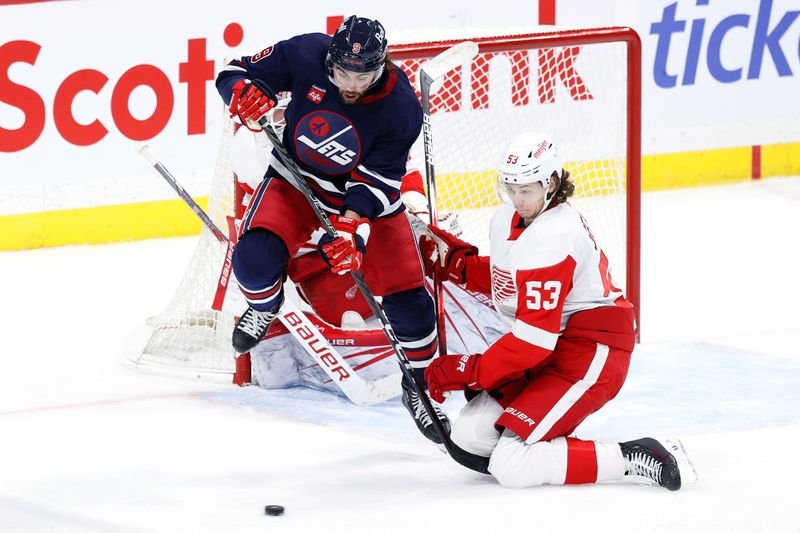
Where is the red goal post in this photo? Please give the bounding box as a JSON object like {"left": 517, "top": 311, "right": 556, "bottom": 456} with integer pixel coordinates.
{"left": 122, "top": 26, "right": 642, "bottom": 385}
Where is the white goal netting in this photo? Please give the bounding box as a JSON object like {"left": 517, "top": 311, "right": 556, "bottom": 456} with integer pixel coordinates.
{"left": 123, "top": 26, "right": 640, "bottom": 382}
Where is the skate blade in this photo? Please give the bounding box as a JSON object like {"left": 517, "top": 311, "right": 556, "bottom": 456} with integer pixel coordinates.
{"left": 663, "top": 438, "right": 698, "bottom": 484}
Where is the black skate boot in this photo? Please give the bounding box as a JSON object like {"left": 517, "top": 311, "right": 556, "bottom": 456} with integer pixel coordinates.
{"left": 232, "top": 295, "right": 283, "bottom": 353}
{"left": 401, "top": 378, "right": 451, "bottom": 445}
{"left": 620, "top": 437, "right": 682, "bottom": 491}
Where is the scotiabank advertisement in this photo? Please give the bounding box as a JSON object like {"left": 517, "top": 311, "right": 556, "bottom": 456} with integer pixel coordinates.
{"left": 1, "top": 0, "right": 799, "bottom": 246}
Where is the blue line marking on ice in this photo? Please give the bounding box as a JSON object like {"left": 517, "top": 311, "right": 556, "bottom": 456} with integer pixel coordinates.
{"left": 578, "top": 342, "right": 800, "bottom": 439}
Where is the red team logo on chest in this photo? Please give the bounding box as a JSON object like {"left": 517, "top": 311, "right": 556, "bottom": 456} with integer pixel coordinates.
{"left": 491, "top": 265, "right": 517, "bottom": 303}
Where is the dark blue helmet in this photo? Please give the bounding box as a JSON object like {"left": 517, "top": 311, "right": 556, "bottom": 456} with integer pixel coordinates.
{"left": 326, "top": 15, "right": 388, "bottom": 75}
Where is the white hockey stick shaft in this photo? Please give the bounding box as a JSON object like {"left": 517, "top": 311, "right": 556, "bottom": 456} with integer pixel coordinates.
{"left": 136, "top": 142, "right": 396, "bottom": 405}
{"left": 276, "top": 298, "right": 400, "bottom": 406}
{"left": 419, "top": 41, "right": 480, "bottom": 357}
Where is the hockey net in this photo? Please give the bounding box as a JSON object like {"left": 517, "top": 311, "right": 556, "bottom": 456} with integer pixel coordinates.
{"left": 123, "top": 26, "right": 641, "bottom": 383}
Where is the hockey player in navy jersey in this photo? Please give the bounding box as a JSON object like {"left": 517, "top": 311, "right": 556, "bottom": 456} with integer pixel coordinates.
{"left": 216, "top": 15, "right": 450, "bottom": 443}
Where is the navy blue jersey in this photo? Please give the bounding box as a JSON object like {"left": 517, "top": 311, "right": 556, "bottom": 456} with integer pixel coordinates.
{"left": 217, "top": 33, "right": 423, "bottom": 220}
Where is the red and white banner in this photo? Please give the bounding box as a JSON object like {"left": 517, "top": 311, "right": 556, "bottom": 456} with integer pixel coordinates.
{"left": 2, "top": 0, "right": 798, "bottom": 212}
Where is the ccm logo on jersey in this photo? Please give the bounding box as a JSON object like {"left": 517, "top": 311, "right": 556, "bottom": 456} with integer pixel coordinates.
{"left": 251, "top": 46, "right": 274, "bottom": 63}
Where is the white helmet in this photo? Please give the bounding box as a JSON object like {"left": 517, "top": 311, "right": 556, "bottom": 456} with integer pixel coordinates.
{"left": 498, "top": 132, "right": 562, "bottom": 190}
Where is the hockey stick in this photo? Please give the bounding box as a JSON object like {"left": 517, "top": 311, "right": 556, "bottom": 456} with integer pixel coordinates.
{"left": 277, "top": 297, "right": 400, "bottom": 405}
{"left": 137, "top": 144, "right": 228, "bottom": 244}
{"left": 419, "top": 41, "right": 480, "bottom": 357}
{"left": 136, "top": 143, "right": 396, "bottom": 406}
{"left": 258, "top": 108, "right": 491, "bottom": 473}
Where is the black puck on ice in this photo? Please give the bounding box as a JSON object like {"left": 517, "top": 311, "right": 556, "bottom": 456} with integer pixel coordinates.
{"left": 264, "top": 505, "right": 285, "bottom": 516}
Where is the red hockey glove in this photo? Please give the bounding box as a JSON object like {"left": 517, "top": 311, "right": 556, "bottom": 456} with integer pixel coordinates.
{"left": 420, "top": 225, "right": 478, "bottom": 284}
{"left": 230, "top": 79, "right": 277, "bottom": 130}
{"left": 424, "top": 354, "right": 481, "bottom": 403}
{"left": 318, "top": 215, "right": 371, "bottom": 275}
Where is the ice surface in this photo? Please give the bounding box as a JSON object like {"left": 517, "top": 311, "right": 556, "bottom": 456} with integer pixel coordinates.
{"left": 2, "top": 177, "right": 800, "bottom": 532}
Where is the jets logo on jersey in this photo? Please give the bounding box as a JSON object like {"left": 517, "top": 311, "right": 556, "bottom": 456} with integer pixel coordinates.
{"left": 491, "top": 265, "right": 517, "bottom": 303}
{"left": 295, "top": 111, "right": 361, "bottom": 173}
{"left": 252, "top": 46, "right": 274, "bottom": 63}
{"left": 309, "top": 116, "right": 330, "bottom": 136}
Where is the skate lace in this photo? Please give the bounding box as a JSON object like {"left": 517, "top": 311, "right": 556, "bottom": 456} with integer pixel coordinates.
{"left": 625, "top": 451, "right": 663, "bottom": 487}
{"left": 408, "top": 390, "right": 446, "bottom": 427}
{"left": 238, "top": 307, "right": 277, "bottom": 337}
{"left": 409, "top": 391, "right": 433, "bottom": 426}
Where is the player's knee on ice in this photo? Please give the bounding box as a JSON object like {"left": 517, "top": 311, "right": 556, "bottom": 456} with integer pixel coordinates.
{"left": 450, "top": 392, "right": 503, "bottom": 457}
{"left": 489, "top": 433, "right": 571, "bottom": 488}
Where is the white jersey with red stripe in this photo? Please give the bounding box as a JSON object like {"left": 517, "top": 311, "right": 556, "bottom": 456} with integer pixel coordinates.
{"left": 470, "top": 201, "right": 629, "bottom": 389}
{"left": 489, "top": 201, "right": 625, "bottom": 346}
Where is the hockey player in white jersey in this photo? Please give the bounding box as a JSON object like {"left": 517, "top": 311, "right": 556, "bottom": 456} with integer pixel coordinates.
{"left": 421, "top": 133, "right": 695, "bottom": 490}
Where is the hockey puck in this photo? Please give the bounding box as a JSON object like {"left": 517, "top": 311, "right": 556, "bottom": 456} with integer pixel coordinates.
{"left": 264, "top": 505, "right": 285, "bottom": 516}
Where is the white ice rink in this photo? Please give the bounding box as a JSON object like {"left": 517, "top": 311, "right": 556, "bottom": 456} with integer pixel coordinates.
{"left": 2, "top": 177, "right": 800, "bottom": 532}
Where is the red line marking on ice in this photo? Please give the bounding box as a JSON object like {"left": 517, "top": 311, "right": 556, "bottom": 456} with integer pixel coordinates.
{"left": 0, "top": 0, "right": 70, "bottom": 5}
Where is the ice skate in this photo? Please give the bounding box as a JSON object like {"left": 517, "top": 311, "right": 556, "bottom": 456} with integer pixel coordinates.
{"left": 621, "top": 437, "right": 696, "bottom": 491}
{"left": 401, "top": 380, "right": 451, "bottom": 444}
{"left": 232, "top": 295, "right": 283, "bottom": 353}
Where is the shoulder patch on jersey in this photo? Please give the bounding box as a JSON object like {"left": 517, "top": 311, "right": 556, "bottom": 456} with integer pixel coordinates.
{"left": 252, "top": 46, "right": 274, "bottom": 63}
{"left": 306, "top": 85, "right": 327, "bottom": 104}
